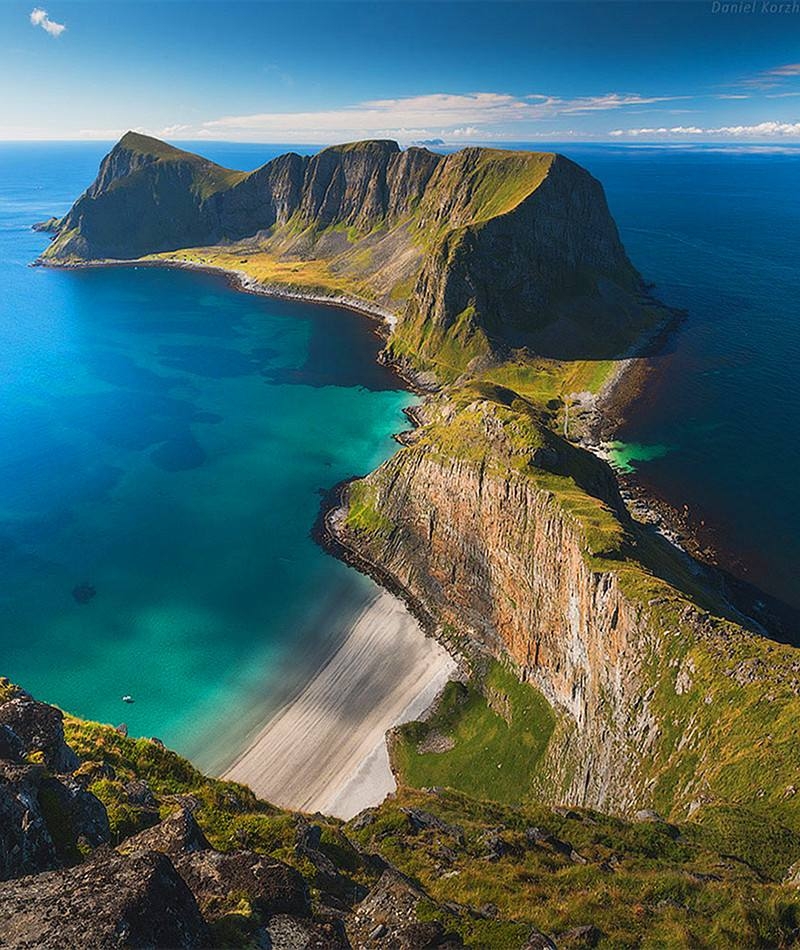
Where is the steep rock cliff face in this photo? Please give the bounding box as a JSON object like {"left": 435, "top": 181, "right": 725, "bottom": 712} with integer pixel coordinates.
{"left": 45, "top": 133, "right": 441, "bottom": 261}
{"left": 335, "top": 396, "right": 800, "bottom": 822}
{"left": 42, "top": 133, "right": 652, "bottom": 364}
{"left": 390, "top": 154, "right": 643, "bottom": 369}
{"left": 335, "top": 402, "right": 652, "bottom": 811}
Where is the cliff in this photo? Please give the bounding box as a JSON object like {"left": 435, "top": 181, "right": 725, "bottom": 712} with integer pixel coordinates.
{"left": 333, "top": 389, "right": 800, "bottom": 834}
{"left": 41, "top": 132, "right": 653, "bottom": 374}
{"left": 32, "top": 134, "right": 800, "bottom": 944}
{"left": 1, "top": 679, "right": 797, "bottom": 949}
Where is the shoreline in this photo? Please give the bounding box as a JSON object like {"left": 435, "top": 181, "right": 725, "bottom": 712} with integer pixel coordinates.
{"left": 51, "top": 251, "right": 797, "bottom": 627}
{"left": 38, "top": 252, "right": 459, "bottom": 818}
{"left": 222, "top": 589, "right": 456, "bottom": 819}
{"left": 38, "top": 252, "right": 796, "bottom": 811}
{"left": 582, "top": 307, "right": 800, "bottom": 638}
{"left": 35, "top": 254, "right": 440, "bottom": 396}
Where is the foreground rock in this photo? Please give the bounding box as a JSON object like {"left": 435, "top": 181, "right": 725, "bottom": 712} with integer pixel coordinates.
{"left": 0, "top": 693, "right": 79, "bottom": 772}
{"left": 119, "top": 805, "right": 211, "bottom": 856}
{"left": 173, "top": 849, "right": 310, "bottom": 921}
{"left": 0, "top": 850, "right": 210, "bottom": 949}
{"left": 347, "top": 869, "right": 464, "bottom": 948}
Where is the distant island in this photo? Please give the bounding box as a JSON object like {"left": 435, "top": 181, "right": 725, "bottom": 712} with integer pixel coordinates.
{"left": 12, "top": 132, "right": 800, "bottom": 947}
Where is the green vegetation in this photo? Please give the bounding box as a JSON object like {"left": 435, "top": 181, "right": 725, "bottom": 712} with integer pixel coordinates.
{"left": 415, "top": 150, "right": 555, "bottom": 243}
{"left": 343, "top": 480, "right": 394, "bottom": 537}
{"left": 56, "top": 711, "right": 800, "bottom": 948}
{"left": 350, "top": 787, "right": 800, "bottom": 949}
{"left": 0, "top": 676, "right": 23, "bottom": 703}
{"left": 393, "top": 661, "right": 555, "bottom": 804}
{"left": 117, "top": 131, "right": 247, "bottom": 199}
{"left": 40, "top": 136, "right": 800, "bottom": 944}
{"left": 480, "top": 356, "right": 616, "bottom": 409}
{"left": 346, "top": 378, "right": 800, "bottom": 857}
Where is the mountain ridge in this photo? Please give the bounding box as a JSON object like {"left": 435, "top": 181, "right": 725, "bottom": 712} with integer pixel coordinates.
{"left": 40, "top": 133, "right": 652, "bottom": 375}
{"left": 25, "top": 136, "right": 800, "bottom": 945}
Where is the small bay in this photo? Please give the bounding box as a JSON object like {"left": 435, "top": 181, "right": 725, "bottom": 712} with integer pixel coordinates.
{"left": 0, "top": 142, "right": 413, "bottom": 762}
{"left": 2, "top": 138, "right": 798, "bottom": 766}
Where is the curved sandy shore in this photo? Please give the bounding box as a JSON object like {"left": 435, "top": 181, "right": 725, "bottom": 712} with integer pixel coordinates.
{"left": 222, "top": 590, "right": 456, "bottom": 820}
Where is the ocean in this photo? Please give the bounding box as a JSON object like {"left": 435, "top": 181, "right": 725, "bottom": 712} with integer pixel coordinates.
{"left": 1, "top": 139, "right": 797, "bottom": 765}
{"left": 0, "top": 142, "right": 413, "bottom": 766}
{"left": 556, "top": 143, "right": 800, "bottom": 611}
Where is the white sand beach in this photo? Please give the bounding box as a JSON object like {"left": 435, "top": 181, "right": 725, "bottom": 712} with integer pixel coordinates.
{"left": 222, "top": 590, "right": 456, "bottom": 819}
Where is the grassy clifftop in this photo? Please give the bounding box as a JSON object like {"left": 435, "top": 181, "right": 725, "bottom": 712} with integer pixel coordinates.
{"left": 75, "top": 716, "right": 800, "bottom": 946}
{"left": 40, "top": 134, "right": 654, "bottom": 384}
{"left": 3, "top": 686, "right": 797, "bottom": 949}
{"left": 336, "top": 388, "right": 800, "bottom": 875}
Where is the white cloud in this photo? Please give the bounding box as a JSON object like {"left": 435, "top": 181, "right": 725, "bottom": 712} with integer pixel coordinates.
{"left": 76, "top": 127, "right": 131, "bottom": 139}
{"left": 159, "top": 124, "right": 192, "bottom": 136}
{"left": 449, "top": 126, "right": 484, "bottom": 139}
{"left": 199, "top": 90, "right": 686, "bottom": 142}
{"left": 737, "top": 62, "right": 800, "bottom": 90}
{"left": 766, "top": 63, "right": 800, "bottom": 77}
{"left": 610, "top": 121, "right": 800, "bottom": 138}
{"left": 29, "top": 7, "right": 65, "bottom": 37}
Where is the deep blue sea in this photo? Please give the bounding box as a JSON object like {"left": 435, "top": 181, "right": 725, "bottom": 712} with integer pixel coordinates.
{"left": 0, "top": 142, "right": 414, "bottom": 767}
{"left": 555, "top": 143, "right": 800, "bottom": 610}
{"left": 1, "top": 141, "right": 797, "bottom": 767}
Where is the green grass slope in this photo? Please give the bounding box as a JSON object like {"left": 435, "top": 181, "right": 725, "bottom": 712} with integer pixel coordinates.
{"left": 55, "top": 711, "right": 800, "bottom": 948}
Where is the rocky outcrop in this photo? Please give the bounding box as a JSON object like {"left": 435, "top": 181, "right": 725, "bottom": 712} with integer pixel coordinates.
{"left": 172, "top": 849, "right": 310, "bottom": 921}
{"left": 0, "top": 850, "right": 211, "bottom": 949}
{"left": 0, "top": 691, "right": 110, "bottom": 881}
{"left": 346, "top": 869, "right": 463, "bottom": 949}
{"left": 0, "top": 684, "right": 478, "bottom": 948}
{"left": 119, "top": 805, "right": 210, "bottom": 856}
{"left": 0, "top": 694, "right": 79, "bottom": 772}
{"left": 0, "top": 762, "right": 59, "bottom": 880}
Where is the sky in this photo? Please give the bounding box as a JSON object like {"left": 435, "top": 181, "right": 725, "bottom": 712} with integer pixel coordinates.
{"left": 2, "top": 0, "right": 800, "bottom": 143}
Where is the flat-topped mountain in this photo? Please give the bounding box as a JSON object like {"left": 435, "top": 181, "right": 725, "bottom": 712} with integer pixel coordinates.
{"left": 42, "top": 132, "right": 653, "bottom": 370}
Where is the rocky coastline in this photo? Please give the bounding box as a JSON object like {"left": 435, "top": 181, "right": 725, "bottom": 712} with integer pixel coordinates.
{"left": 32, "top": 132, "right": 800, "bottom": 827}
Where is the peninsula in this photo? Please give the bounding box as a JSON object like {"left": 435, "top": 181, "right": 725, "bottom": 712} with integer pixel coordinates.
{"left": 13, "top": 132, "right": 800, "bottom": 946}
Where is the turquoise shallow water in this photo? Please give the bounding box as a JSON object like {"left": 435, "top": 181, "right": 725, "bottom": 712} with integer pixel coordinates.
{"left": 2, "top": 139, "right": 798, "bottom": 761}
{"left": 605, "top": 441, "right": 672, "bottom": 475}
{"left": 0, "top": 143, "right": 413, "bottom": 765}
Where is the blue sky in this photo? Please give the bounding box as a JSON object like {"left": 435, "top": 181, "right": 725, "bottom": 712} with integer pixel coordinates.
{"left": 2, "top": 0, "right": 800, "bottom": 142}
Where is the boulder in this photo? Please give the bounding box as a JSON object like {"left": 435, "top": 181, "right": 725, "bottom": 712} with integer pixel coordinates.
{"left": 295, "top": 820, "right": 364, "bottom": 905}
{"left": 557, "top": 924, "right": 602, "bottom": 947}
{"left": 40, "top": 776, "right": 111, "bottom": 850}
{"left": 173, "top": 849, "right": 310, "bottom": 920}
{"left": 0, "top": 724, "right": 25, "bottom": 762}
{"left": 0, "top": 697, "right": 79, "bottom": 773}
{"left": 262, "top": 914, "right": 350, "bottom": 949}
{"left": 119, "top": 806, "right": 211, "bottom": 857}
{"left": 523, "top": 931, "right": 557, "bottom": 950}
{"left": 401, "top": 809, "right": 465, "bottom": 844}
{"left": 0, "top": 849, "right": 209, "bottom": 948}
{"left": 347, "top": 870, "right": 462, "bottom": 948}
{"left": 0, "top": 762, "right": 57, "bottom": 880}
